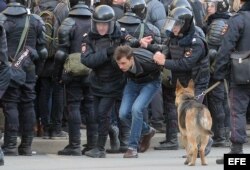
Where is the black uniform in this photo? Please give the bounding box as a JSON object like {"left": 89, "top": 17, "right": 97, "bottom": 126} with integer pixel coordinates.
{"left": 0, "top": 23, "right": 7, "bottom": 166}
{"left": 111, "top": 4, "right": 124, "bottom": 20}
{"left": 81, "top": 26, "right": 126, "bottom": 157}
{"left": 81, "top": 5, "right": 139, "bottom": 158}
{"left": 151, "top": 7, "right": 210, "bottom": 151}
{"left": 0, "top": 2, "right": 47, "bottom": 156}
{"left": 165, "top": 26, "right": 209, "bottom": 133}
{"left": 54, "top": 1, "right": 95, "bottom": 156}
{"left": 118, "top": 12, "right": 161, "bottom": 44}
{"left": 205, "top": 12, "right": 231, "bottom": 147}
{"left": 213, "top": 1, "right": 250, "bottom": 157}
{"left": 0, "top": 24, "right": 10, "bottom": 99}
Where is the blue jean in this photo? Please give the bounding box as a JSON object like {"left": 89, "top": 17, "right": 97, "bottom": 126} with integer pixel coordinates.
{"left": 119, "top": 79, "right": 161, "bottom": 150}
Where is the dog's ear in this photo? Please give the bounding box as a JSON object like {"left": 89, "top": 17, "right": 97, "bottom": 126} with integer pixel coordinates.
{"left": 187, "top": 79, "right": 195, "bottom": 90}
{"left": 176, "top": 79, "right": 184, "bottom": 91}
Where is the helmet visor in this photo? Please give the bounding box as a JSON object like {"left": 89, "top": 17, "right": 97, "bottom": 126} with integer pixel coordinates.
{"left": 162, "top": 17, "right": 185, "bottom": 35}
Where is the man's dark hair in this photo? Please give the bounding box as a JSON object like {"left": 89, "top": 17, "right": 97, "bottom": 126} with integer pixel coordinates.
{"left": 114, "top": 45, "right": 133, "bottom": 61}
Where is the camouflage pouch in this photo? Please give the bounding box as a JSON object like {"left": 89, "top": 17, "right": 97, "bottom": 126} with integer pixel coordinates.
{"left": 63, "top": 53, "right": 91, "bottom": 76}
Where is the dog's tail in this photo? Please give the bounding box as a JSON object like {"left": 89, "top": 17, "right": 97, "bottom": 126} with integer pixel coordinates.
{"left": 197, "top": 109, "right": 214, "bottom": 136}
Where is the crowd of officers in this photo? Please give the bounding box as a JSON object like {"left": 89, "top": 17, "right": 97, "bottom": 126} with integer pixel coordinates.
{"left": 0, "top": 0, "right": 250, "bottom": 165}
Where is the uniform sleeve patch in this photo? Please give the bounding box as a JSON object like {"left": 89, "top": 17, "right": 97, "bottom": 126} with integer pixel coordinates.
{"left": 184, "top": 48, "right": 193, "bottom": 57}
{"left": 221, "top": 24, "right": 228, "bottom": 35}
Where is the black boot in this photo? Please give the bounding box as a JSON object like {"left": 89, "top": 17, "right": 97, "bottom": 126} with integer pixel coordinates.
{"left": 119, "top": 121, "right": 130, "bottom": 153}
{"left": 216, "top": 143, "right": 243, "bottom": 164}
{"left": 0, "top": 147, "right": 4, "bottom": 166}
{"left": 82, "top": 134, "right": 98, "bottom": 155}
{"left": 154, "top": 133, "right": 178, "bottom": 150}
{"left": 212, "top": 128, "right": 226, "bottom": 147}
{"left": 58, "top": 137, "right": 81, "bottom": 156}
{"left": 85, "top": 136, "right": 107, "bottom": 158}
{"left": 2, "top": 135, "right": 18, "bottom": 156}
{"left": 224, "top": 127, "right": 230, "bottom": 147}
{"left": 42, "top": 126, "right": 51, "bottom": 139}
{"left": 197, "top": 137, "right": 213, "bottom": 158}
{"left": 106, "top": 125, "right": 120, "bottom": 153}
{"left": 82, "top": 122, "right": 98, "bottom": 155}
{"left": 18, "top": 136, "right": 33, "bottom": 156}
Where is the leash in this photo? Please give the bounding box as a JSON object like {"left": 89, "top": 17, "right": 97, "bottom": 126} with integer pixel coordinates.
{"left": 195, "top": 81, "right": 221, "bottom": 100}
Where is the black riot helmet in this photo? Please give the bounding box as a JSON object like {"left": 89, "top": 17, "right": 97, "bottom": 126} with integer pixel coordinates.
{"left": 70, "top": 0, "right": 91, "bottom": 8}
{"left": 6, "top": 0, "right": 26, "bottom": 5}
{"left": 204, "top": 0, "right": 229, "bottom": 14}
{"left": 124, "top": 0, "right": 147, "bottom": 20}
{"left": 169, "top": 0, "right": 192, "bottom": 11}
{"left": 162, "top": 7, "right": 193, "bottom": 36}
{"left": 69, "top": 0, "right": 92, "bottom": 16}
{"left": 91, "top": 5, "right": 115, "bottom": 34}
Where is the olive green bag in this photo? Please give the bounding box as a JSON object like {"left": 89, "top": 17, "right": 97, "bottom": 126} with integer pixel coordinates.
{"left": 63, "top": 53, "right": 91, "bottom": 76}
{"left": 161, "top": 68, "right": 173, "bottom": 87}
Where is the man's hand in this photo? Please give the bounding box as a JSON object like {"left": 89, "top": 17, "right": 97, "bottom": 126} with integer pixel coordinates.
{"left": 153, "top": 52, "right": 166, "bottom": 66}
{"left": 140, "top": 36, "right": 153, "bottom": 48}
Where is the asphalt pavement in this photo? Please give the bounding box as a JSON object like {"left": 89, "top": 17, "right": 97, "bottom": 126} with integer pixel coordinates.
{"left": 2, "top": 129, "right": 250, "bottom": 170}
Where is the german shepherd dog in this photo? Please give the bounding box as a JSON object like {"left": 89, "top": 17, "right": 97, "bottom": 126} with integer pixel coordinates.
{"left": 175, "top": 79, "right": 213, "bottom": 166}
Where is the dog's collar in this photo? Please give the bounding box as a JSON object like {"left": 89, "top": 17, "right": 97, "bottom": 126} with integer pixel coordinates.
{"left": 182, "top": 94, "right": 195, "bottom": 101}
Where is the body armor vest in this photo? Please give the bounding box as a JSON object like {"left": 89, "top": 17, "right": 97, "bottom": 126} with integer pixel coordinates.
{"left": 169, "top": 38, "right": 192, "bottom": 80}
{"left": 69, "top": 17, "right": 91, "bottom": 53}
{"left": 92, "top": 36, "right": 122, "bottom": 82}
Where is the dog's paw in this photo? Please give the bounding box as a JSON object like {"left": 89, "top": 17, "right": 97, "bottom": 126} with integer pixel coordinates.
{"left": 184, "top": 160, "right": 189, "bottom": 165}
{"left": 201, "top": 162, "right": 208, "bottom": 166}
{"left": 188, "top": 162, "right": 195, "bottom": 166}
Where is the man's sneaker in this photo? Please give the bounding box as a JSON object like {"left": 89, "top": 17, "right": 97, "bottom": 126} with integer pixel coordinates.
{"left": 123, "top": 148, "right": 138, "bottom": 158}
{"left": 51, "top": 131, "right": 68, "bottom": 140}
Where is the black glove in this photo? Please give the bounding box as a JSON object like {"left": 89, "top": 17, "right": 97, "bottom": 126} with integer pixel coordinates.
{"left": 106, "top": 47, "right": 115, "bottom": 56}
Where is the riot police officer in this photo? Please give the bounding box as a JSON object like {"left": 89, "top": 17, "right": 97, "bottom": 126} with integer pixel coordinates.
{"left": 214, "top": 0, "right": 250, "bottom": 164}
{"left": 204, "top": 0, "right": 231, "bottom": 147}
{"left": 0, "top": 0, "right": 47, "bottom": 156}
{"left": 169, "top": 0, "right": 206, "bottom": 29}
{"left": 143, "top": 7, "right": 211, "bottom": 153}
{"left": 0, "top": 23, "right": 9, "bottom": 165}
{"left": 54, "top": 0, "right": 95, "bottom": 156}
{"left": 81, "top": 5, "right": 143, "bottom": 158}
{"left": 0, "top": 24, "right": 9, "bottom": 101}
{"left": 119, "top": 0, "right": 161, "bottom": 44}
